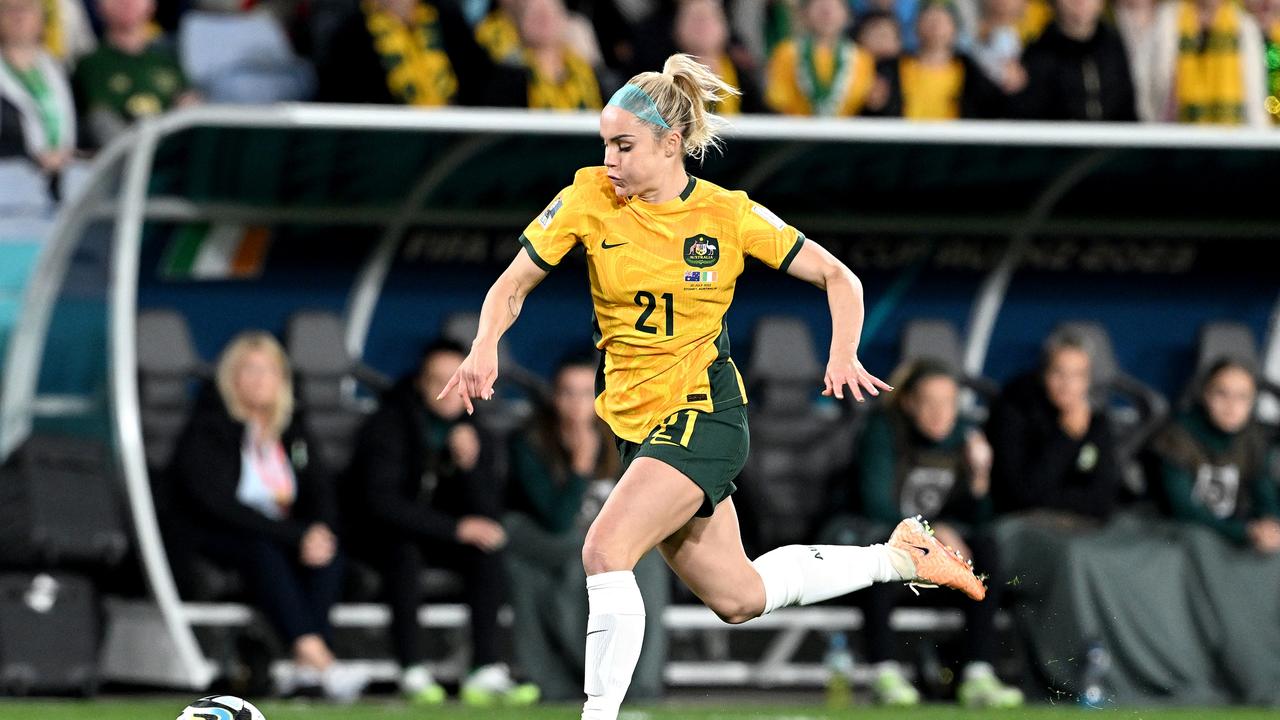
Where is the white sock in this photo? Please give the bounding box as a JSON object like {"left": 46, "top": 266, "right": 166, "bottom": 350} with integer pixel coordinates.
{"left": 752, "top": 544, "right": 913, "bottom": 615}
{"left": 581, "top": 571, "right": 645, "bottom": 720}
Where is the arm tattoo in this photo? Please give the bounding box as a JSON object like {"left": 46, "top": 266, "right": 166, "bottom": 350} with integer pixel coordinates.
{"left": 506, "top": 294, "right": 521, "bottom": 320}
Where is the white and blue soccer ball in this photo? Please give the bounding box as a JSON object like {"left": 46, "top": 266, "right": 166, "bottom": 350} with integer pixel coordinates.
{"left": 177, "top": 695, "right": 266, "bottom": 720}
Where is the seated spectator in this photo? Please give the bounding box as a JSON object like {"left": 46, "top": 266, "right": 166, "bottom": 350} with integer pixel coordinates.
{"left": 970, "top": 0, "right": 1029, "bottom": 94}
{"left": 765, "top": 0, "right": 879, "bottom": 116}
{"left": 502, "top": 351, "right": 670, "bottom": 701}
{"left": 318, "top": 0, "right": 492, "bottom": 106}
{"left": 344, "top": 339, "right": 539, "bottom": 706}
{"left": 987, "top": 330, "right": 1122, "bottom": 522}
{"left": 1149, "top": 0, "right": 1269, "bottom": 125}
{"left": 490, "top": 0, "right": 604, "bottom": 110}
{"left": 855, "top": 10, "right": 905, "bottom": 62}
{"left": 854, "top": 360, "right": 1022, "bottom": 708}
{"left": 1151, "top": 359, "right": 1280, "bottom": 552}
{"left": 73, "top": 0, "right": 197, "bottom": 149}
{"left": 41, "top": 0, "right": 95, "bottom": 66}
{"left": 868, "top": 0, "right": 1006, "bottom": 118}
{"left": 167, "top": 332, "right": 364, "bottom": 701}
{"left": 673, "top": 0, "right": 765, "bottom": 113}
{"left": 1114, "top": 0, "right": 1160, "bottom": 120}
{"left": 0, "top": 0, "right": 75, "bottom": 173}
{"left": 1013, "top": 0, "right": 1137, "bottom": 120}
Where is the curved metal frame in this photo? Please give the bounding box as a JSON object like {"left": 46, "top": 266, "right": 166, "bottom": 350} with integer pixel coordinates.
{"left": 2, "top": 106, "right": 1278, "bottom": 689}
{"left": 962, "top": 150, "right": 1116, "bottom": 378}
{"left": 108, "top": 123, "right": 212, "bottom": 688}
{"left": 0, "top": 137, "right": 134, "bottom": 457}
{"left": 1259, "top": 292, "right": 1280, "bottom": 422}
{"left": 343, "top": 134, "right": 500, "bottom": 359}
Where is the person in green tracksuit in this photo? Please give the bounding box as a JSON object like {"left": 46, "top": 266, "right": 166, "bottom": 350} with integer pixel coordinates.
{"left": 854, "top": 359, "right": 1021, "bottom": 709}
{"left": 1151, "top": 358, "right": 1280, "bottom": 551}
{"left": 503, "top": 351, "right": 670, "bottom": 701}
{"left": 1149, "top": 357, "right": 1280, "bottom": 704}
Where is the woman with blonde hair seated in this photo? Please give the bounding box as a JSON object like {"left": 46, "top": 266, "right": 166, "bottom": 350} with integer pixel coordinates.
{"left": 167, "top": 331, "right": 364, "bottom": 700}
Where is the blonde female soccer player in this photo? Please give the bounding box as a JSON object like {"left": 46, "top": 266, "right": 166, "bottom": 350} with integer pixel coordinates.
{"left": 438, "top": 54, "right": 986, "bottom": 719}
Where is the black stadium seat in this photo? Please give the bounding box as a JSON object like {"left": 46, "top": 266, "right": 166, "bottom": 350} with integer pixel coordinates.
{"left": 286, "top": 310, "right": 389, "bottom": 474}
{"left": 737, "top": 316, "right": 856, "bottom": 553}
{"left": 136, "top": 309, "right": 209, "bottom": 476}
{"left": 441, "top": 311, "right": 547, "bottom": 443}
{"left": 899, "top": 318, "right": 999, "bottom": 407}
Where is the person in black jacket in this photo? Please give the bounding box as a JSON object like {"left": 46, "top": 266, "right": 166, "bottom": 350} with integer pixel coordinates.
{"left": 1013, "top": 0, "right": 1138, "bottom": 120}
{"left": 167, "top": 331, "right": 364, "bottom": 700}
{"left": 344, "top": 338, "right": 538, "bottom": 705}
{"left": 317, "top": 0, "right": 494, "bottom": 106}
{"left": 987, "top": 330, "right": 1123, "bottom": 521}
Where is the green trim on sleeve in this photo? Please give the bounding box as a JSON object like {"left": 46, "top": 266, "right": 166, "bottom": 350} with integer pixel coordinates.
{"left": 778, "top": 232, "right": 806, "bottom": 273}
{"left": 518, "top": 233, "right": 556, "bottom": 271}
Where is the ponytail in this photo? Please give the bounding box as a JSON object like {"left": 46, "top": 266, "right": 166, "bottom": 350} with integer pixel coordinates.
{"left": 622, "top": 53, "right": 740, "bottom": 161}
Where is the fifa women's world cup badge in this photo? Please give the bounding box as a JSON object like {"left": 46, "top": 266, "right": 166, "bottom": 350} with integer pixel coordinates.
{"left": 684, "top": 234, "right": 719, "bottom": 267}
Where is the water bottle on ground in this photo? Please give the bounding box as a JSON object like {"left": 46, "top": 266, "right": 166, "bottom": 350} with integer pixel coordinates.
{"left": 1077, "top": 639, "right": 1111, "bottom": 709}
{"left": 824, "top": 631, "right": 855, "bottom": 708}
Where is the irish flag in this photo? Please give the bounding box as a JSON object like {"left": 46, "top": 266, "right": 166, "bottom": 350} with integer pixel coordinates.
{"left": 160, "top": 223, "right": 271, "bottom": 281}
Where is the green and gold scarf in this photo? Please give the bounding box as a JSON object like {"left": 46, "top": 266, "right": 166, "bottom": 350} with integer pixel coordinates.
{"left": 363, "top": 0, "right": 458, "bottom": 106}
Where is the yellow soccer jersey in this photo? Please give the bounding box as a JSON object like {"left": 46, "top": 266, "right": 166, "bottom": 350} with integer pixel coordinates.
{"left": 519, "top": 166, "right": 806, "bottom": 442}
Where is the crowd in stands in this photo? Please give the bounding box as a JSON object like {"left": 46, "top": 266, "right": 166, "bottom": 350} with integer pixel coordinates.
{"left": 1, "top": 0, "right": 1278, "bottom": 175}
{"left": 154, "top": 316, "right": 1280, "bottom": 706}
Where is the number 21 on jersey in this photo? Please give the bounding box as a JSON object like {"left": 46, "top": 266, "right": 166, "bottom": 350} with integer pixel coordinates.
{"left": 634, "top": 291, "right": 674, "bottom": 336}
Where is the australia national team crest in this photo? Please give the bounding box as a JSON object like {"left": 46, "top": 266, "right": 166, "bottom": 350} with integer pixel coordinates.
{"left": 683, "top": 234, "right": 719, "bottom": 268}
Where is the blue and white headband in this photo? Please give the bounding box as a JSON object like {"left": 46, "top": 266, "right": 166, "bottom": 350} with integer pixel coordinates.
{"left": 606, "top": 84, "right": 670, "bottom": 129}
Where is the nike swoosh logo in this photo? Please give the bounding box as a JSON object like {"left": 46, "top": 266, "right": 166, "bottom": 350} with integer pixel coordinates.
{"left": 908, "top": 543, "right": 931, "bottom": 556}
{"left": 586, "top": 629, "right": 608, "bottom": 637}
{"left": 601, "top": 239, "right": 627, "bottom": 249}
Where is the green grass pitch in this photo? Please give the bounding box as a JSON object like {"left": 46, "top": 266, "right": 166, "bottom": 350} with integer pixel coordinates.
{"left": 0, "top": 700, "right": 1272, "bottom": 719}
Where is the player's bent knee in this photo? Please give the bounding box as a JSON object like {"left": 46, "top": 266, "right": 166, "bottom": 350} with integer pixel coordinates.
{"left": 581, "top": 536, "right": 630, "bottom": 576}
{"left": 708, "top": 597, "right": 760, "bottom": 625}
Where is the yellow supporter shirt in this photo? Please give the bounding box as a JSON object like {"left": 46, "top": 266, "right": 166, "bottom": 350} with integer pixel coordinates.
{"left": 900, "top": 57, "right": 964, "bottom": 120}
{"left": 765, "top": 38, "right": 876, "bottom": 116}
{"left": 713, "top": 54, "right": 742, "bottom": 115}
{"left": 526, "top": 49, "right": 603, "bottom": 110}
{"left": 1020, "top": 0, "right": 1054, "bottom": 42}
{"left": 519, "top": 167, "right": 806, "bottom": 442}
{"left": 475, "top": 8, "right": 521, "bottom": 64}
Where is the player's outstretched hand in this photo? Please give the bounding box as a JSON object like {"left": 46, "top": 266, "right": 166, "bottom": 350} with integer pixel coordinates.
{"left": 437, "top": 344, "right": 499, "bottom": 415}
{"left": 823, "top": 353, "right": 893, "bottom": 402}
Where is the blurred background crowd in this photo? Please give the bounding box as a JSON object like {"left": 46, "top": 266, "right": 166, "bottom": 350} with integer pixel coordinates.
{"left": 0, "top": 0, "right": 1278, "bottom": 178}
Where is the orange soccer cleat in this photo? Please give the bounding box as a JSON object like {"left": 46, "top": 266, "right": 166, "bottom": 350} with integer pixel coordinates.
{"left": 888, "top": 516, "right": 987, "bottom": 601}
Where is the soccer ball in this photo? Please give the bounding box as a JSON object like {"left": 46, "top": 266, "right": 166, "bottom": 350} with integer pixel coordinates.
{"left": 177, "top": 695, "right": 266, "bottom": 720}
